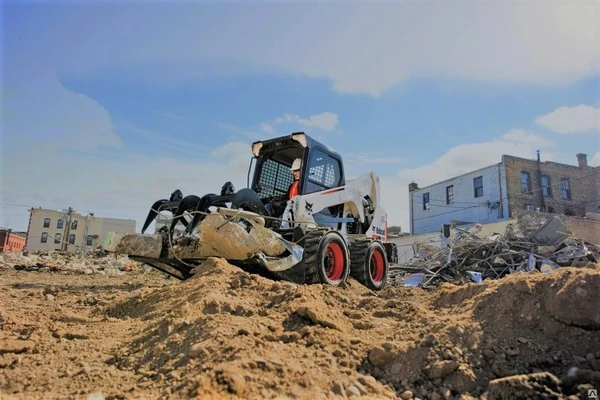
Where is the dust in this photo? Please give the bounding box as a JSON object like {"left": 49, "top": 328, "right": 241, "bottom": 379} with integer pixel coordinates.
{"left": 0, "top": 256, "right": 599, "bottom": 399}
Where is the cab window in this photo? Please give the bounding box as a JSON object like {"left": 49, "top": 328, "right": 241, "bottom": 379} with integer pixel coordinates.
{"left": 305, "top": 149, "right": 342, "bottom": 193}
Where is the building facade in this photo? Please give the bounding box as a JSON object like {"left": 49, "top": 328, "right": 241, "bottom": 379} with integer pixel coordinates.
{"left": 0, "top": 229, "right": 27, "bottom": 253}
{"left": 25, "top": 207, "right": 136, "bottom": 253}
{"left": 503, "top": 153, "right": 599, "bottom": 218}
{"left": 409, "top": 163, "right": 509, "bottom": 235}
{"left": 409, "top": 153, "right": 599, "bottom": 235}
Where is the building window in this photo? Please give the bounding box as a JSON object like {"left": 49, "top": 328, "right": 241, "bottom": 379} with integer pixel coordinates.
{"left": 71, "top": 220, "right": 78, "bottom": 230}
{"left": 525, "top": 204, "right": 535, "bottom": 211}
{"left": 541, "top": 175, "right": 552, "bottom": 197}
{"left": 86, "top": 235, "right": 93, "bottom": 246}
{"left": 520, "top": 171, "right": 531, "bottom": 193}
{"left": 474, "top": 176, "right": 483, "bottom": 198}
{"left": 41, "top": 232, "right": 48, "bottom": 243}
{"left": 69, "top": 234, "right": 76, "bottom": 244}
{"left": 57, "top": 219, "right": 64, "bottom": 229}
{"left": 446, "top": 185, "right": 454, "bottom": 204}
{"left": 54, "top": 233, "right": 61, "bottom": 244}
{"left": 561, "top": 178, "right": 571, "bottom": 200}
{"left": 422, "top": 193, "right": 430, "bottom": 210}
{"left": 43, "top": 218, "right": 50, "bottom": 228}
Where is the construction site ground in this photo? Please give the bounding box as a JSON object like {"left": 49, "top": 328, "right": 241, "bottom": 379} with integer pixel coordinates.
{"left": 0, "top": 255, "right": 599, "bottom": 399}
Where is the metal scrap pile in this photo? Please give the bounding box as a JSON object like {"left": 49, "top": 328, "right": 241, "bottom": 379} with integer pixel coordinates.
{"left": 388, "top": 215, "right": 599, "bottom": 287}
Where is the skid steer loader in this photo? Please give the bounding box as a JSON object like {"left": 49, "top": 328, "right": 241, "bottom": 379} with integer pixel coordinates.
{"left": 107, "top": 132, "right": 397, "bottom": 290}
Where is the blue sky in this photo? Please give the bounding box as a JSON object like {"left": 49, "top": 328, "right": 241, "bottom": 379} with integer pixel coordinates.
{"left": 1, "top": 1, "right": 599, "bottom": 233}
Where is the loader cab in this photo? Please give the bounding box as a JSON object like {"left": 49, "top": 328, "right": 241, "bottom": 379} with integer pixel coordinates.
{"left": 249, "top": 132, "right": 345, "bottom": 203}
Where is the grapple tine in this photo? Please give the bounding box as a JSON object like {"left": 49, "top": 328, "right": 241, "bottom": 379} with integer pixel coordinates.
{"left": 169, "top": 195, "right": 202, "bottom": 238}
{"left": 185, "top": 193, "right": 217, "bottom": 235}
{"left": 141, "top": 199, "right": 169, "bottom": 234}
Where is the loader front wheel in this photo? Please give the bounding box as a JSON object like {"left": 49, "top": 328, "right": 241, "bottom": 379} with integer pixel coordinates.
{"left": 350, "top": 240, "right": 388, "bottom": 291}
{"left": 303, "top": 230, "right": 350, "bottom": 286}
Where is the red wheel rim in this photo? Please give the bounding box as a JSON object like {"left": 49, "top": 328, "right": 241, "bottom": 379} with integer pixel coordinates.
{"left": 370, "top": 249, "right": 385, "bottom": 283}
{"left": 324, "top": 242, "right": 345, "bottom": 282}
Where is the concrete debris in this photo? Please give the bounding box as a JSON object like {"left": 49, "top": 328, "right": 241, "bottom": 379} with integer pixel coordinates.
{"left": 0, "top": 248, "right": 145, "bottom": 276}
{"left": 389, "top": 215, "right": 599, "bottom": 287}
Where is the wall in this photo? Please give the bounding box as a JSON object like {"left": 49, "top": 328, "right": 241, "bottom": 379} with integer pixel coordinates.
{"left": 503, "top": 154, "right": 600, "bottom": 219}
{"left": 0, "top": 230, "right": 27, "bottom": 253}
{"left": 562, "top": 216, "right": 600, "bottom": 245}
{"left": 409, "top": 164, "right": 505, "bottom": 234}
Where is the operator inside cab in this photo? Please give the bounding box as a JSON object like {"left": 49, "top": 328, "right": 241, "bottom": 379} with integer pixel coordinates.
{"left": 288, "top": 157, "right": 301, "bottom": 199}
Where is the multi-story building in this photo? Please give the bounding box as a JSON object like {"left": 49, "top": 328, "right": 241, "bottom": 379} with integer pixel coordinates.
{"left": 409, "top": 153, "right": 599, "bottom": 234}
{"left": 25, "top": 207, "right": 136, "bottom": 253}
{"left": 0, "top": 229, "right": 27, "bottom": 253}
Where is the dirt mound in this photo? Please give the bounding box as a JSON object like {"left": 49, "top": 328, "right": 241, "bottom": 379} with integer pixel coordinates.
{"left": 1, "top": 255, "right": 599, "bottom": 399}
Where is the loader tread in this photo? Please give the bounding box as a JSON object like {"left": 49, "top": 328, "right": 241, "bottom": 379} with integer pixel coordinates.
{"left": 300, "top": 228, "right": 330, "bottom": 284}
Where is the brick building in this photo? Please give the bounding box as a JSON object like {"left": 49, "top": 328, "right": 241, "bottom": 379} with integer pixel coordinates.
{"left": 409, "top": 153, "right": 599, "bottom": 234}
{"left": 0, "top": 229, "right": 27, "bottom": 253}
{"left": 503, "top": 152, "right": 599, "bottom": 218}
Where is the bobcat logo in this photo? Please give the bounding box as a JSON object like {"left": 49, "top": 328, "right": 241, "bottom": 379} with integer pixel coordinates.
{"left": 305, "top": 201, "right": 313, "bottom": 212}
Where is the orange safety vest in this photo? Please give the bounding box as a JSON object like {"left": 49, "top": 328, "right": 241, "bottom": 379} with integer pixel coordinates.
{"left": 288, "top": 181, "right": 299, "bottom": 199}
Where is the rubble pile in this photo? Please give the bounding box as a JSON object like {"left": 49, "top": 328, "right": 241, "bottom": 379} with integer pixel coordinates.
{"left": 390, "top": 215, "right": 599, "bottom": 287}
{"left": 0, "top": 249, "right": 145, "bottom": 276}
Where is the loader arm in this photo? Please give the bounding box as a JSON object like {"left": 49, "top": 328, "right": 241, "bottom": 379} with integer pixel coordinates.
{"left": 281, "top": 171, "right": 388, "bottom": 240}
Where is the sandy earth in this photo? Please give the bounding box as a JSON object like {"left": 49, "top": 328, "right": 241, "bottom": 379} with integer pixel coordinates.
{"left": 0, "top": 255, "right": 599, "bottom": 400}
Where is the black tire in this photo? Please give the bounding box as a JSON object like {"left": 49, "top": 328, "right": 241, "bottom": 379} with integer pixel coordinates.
{"left": 302, "top": 229, "right": 350, "bottom": 286}
{"left": 350, "top": 240, "right": 388, "bottom": 290}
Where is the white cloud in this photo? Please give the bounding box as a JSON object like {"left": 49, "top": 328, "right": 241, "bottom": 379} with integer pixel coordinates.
{"left": 1, "top": 140, "right": 253, "bottom": 233}
{"left": 3, "top": 71, "right": 121, "bottom": 152}
{"left": 591, "top": 152, "right": 600, "bottom": 167}
{"left": 26, "top": 2, "right": 599, "bottom": 96}
{"left": 534, "top": 105, "right": 600, "bottom": 134}
{"left": 260, "top": 122, "right": 275, "bottom": 134}
{"left": 501, "top": 129, "right": 556, "bottom": 147}
{"left": 272, "top": 112, "right": 339, "bottom": 131}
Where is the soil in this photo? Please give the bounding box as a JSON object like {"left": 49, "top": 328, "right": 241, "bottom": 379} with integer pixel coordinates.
{"left": 0, "top": 255, "right": 599, "bottom": 399}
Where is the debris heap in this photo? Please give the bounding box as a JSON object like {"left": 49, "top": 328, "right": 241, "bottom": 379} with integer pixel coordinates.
{"left": 389, "top": 215, "right": 599, "bottom": 287}
{"left": 0, "top": 249, "right": 144, "bottom": 276}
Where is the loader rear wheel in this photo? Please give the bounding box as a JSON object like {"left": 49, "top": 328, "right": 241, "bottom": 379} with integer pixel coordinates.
{"left": 302, "top": 230, "right": 350, "bottom": 286}
{"left": 350, "top": 240, "right": 388, "bottom": 291}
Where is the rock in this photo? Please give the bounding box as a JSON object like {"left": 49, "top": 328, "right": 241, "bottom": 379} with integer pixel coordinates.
{"left": 346, "top": 385, "right": 361, "bottom": 397}
{"left": 444, "top": 364, "right": 478, "bottom": 393}
{"left": 45, "top": 294, "right": 55, "bottom": 301}
{"left": 331, "top": 382, "right": 345, "bottom": 396}
{"left": 483, "top": 349, "right": 496, "bottom": 360}
{"left": 86, "top": 392, "right": 104, "bottom": 400}
{"left": 216, "top": 367, "right": 246, "bottom": 396}
{"left": 188, "top": 343, "right": 208, "bottom": 359}
{"left": 422, "top": 333, "right": 437, "bottom": 347}
{"left": 368, "top": 346, "right": 396, "bottom": 368}
{"left": 0, "top": 339, "right": 36, "bottom": 354}
{"left": 295, "top": 307, "right": 339, "bottom": 330}
{"left": 428, "top": 361, "right": 459, "bottom": 379}
{"left": 506, "top": 348, "right": 520, "bottom": 357}
{"left": 487, "top": 372, "right": 562, "bottom": 400}
{"left": 352, "top": 381, "right": 368, "bottom": 395}
{"left": 431, "top": 393, "right": 442, "bottom": 400}
{"left": 400, "top": 389, "right": 414, "bottom": 399}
